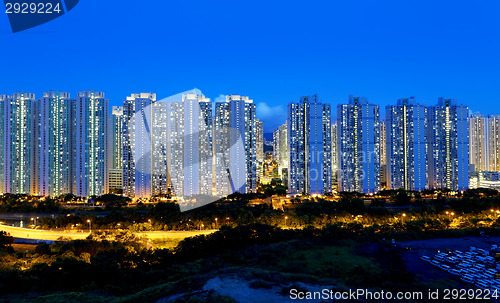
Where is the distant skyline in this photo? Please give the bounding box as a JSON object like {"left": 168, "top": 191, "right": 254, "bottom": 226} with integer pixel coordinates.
{"left": 1, "top": 0, "right": 498, "bottom": 132}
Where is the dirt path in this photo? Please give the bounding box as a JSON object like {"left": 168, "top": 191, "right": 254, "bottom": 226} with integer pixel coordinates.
{"left": 202, "top": 276, "right": 330, "bottom": 303}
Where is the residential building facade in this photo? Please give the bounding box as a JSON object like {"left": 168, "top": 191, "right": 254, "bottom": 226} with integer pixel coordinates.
{"left": 4, "top": 92, "right": 36, "bottom": 194}
{"left": 36, "top": 91, "right": 72, "bottom": 196}
{"left": 288, "top": 94, "right": 332, "bottom": 195}
{"left": 428, "top": 97, "right": 469, "bottom": 191}
{"left": 386, "top": 97, "right": 427, "bottom": 191}
{"left": 337, "top": 96, "right": 381, "bottom": 193}
{"left": 469, "top": 113, "right": 488, "bottom": 172}
{"left": 74, "top": 90, "right": 110, "bottom": 197}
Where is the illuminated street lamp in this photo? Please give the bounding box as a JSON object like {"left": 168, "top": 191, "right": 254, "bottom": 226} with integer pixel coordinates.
{"left": 31, "top": 217, "right": 39, "bottom": 228}
{"left": 285, "top": 216, "right": 288, "bottom": 228}
{"left": 215, "top": 218, "right": 218, "bottom": 228}
{"left": 402, "top": 213, "right": 406, "bottom": 224}
{"left": 87, "top": 219, "right": 92, "bottom": 232}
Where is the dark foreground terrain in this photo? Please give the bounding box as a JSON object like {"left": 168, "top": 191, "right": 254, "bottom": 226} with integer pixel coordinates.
{"left": 2, "top": 223, "right": 496, "bottom": 302}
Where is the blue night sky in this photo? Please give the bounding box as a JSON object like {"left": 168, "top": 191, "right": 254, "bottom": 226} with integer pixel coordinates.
{"left": 0, "top": 0, "right": 499, "bottom": 132}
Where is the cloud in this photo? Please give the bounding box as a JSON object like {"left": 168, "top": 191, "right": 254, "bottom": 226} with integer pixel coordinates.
{"left": 211, "top": 97, "right": 287, "bottom": 133}
{"left": 214, "top": 94, "right": 226, "bottom": 103}
{"left": 257, "top": 102, "right": 287, "bottom": 132}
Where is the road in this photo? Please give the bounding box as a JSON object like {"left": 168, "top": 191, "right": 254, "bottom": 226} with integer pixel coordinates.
{"left": 0, "top": 224, "right": 216, "bottom": 242}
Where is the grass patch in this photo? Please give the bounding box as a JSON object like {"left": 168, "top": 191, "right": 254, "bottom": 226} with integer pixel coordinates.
{"left": 11, "top": 244, "right": 37, "bottom": 252}
{"left": 0, "top": 275, "right": 212, "bottom": 303}
{"left": 1, "top": 292, "right": 110, "bottom": 303}
{"left": 152, "top": 238, "right": 182, "bottom": 250}
{"left": 279, "top": 242, "right": 380, "bottom": 280}
{"left": 248, "top": 240, "right": 382, "bottom": 287}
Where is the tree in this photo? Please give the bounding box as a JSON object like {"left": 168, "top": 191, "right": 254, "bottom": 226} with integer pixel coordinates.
{"left": 370, "top": 199, "right": 386, "bottom": 208}
{"left": 0, "top": 231, "right": 14, "bottom": 253}
{"left": 35, "top": 242, "right": 52, "bottom": 255}
{"left": 394, "top": 189, "right": 411, "bottom": 206}
{"left": 147, "top": 202, "right": 181, "bottom": 223}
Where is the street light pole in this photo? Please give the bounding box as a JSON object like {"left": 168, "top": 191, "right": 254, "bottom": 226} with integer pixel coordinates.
{"left": 31, "top": 217, "right": 39, "bottom": 228}
{"left": 87, "top": 219, "right": 92, "bottom": 232}
{"left": 285, "top": 216, "right": 288, "bottom": 228}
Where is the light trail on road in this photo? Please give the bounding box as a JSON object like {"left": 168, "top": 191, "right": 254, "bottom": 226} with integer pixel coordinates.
{"left": 0, "top": 224, "right": 216, "bottom": 242}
